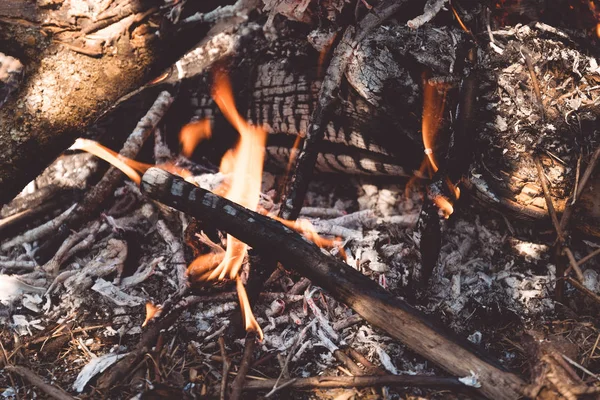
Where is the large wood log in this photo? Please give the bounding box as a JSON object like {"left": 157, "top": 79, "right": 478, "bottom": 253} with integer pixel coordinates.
{"left": 0, "top": 0, "right": 252, "bottom": 206}
{"left": 140, "top": 167, "right": 527, "bottom": 400}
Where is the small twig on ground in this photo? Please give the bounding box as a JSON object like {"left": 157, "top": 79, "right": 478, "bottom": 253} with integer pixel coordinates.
{"left": 533, "top": 156, "right": 563, "bottom": 243}
{"left": 230, "top": 333, "right": 257, "bottom": 400}
{"left": 43, "top": 221, "right": 104, "bottom": 275}
{"left": 0, "top": 260, "right": 37, "bottom": 271}
{"left": 562, "top": 247, "right": 585, "bottom": 283}
{"left": 334, "top": 350, "right": 364, "bottom": 376}
{"left": 346, "top": 348, "right": 386, "bottom": 376}
{"left": 0, "top": 201, "right": 63, "bottom": 240}
{"left": 0, "top": 204, "right": 76, "bottom": 251}
{"left": 561, "top": 354, "right": 600, "bottom": 381}
{"left": 299, "top": 207, "right": 345, "bottom": 218}
{"left": 156, "top": 219, "right": 187, "bottom": 294}
{"left": 183, "top": 0, "right": 261, "bottom": 24}
{"left": 332, "top": 314, "right": 363, "bottom": 331}
{"left": 312, "top": 221, "right": 361, "bottom": 239}
{"left": 325, "top": 210, "right": 375, "bottom": 228}
{"left": 577, "top": 247, "right": 600, "bottom": 267}
{"left": 288, "top": 277, "right": 311, "bottom": 296}
{"left": 559, "top": 144, "right": 600, "bottom": 231}
{"left": 407, "top": 0, "right": 448, "bottom": 29}
{"left": 243, "top": 374, "right": 465, "bottom": 392}
{"left": 5, "top": 365, "right": 76, "bottom": 400}
{"left": 521, "top": 47, "right": 545, "bottom": 121}
{"left": 566, "top": 276, "right": 600, "bottom": 306}
{"left": 218, "top": 337, "right": 231, "bottom": 400}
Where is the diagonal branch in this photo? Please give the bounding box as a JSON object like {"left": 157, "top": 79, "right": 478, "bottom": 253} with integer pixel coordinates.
{"left": 141, "top": 167, "right": 526, "bottom": 400}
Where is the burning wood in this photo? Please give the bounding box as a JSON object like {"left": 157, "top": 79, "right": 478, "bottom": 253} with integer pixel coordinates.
{"left": 2, "top": 1, "right": 600, "bottom": 399}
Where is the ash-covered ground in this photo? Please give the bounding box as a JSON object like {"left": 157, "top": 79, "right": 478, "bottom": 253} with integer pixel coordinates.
{"left": 0, "top": 152, "right": 599, "bottom": 399}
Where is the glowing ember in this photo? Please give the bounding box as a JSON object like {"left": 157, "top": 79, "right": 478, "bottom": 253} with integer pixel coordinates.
{"left": 179, "top": 119, "right": 212, "bottom": 158}
{"left": 142, "top": 302, "right": 163, "bottom": 327}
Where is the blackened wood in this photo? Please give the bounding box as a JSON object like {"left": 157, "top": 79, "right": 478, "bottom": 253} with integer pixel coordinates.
{"left": 140, "top": 167, "right": 526, "bottom": 400}
{"left": 279, "top": 0, "right": 411, "bottom": 220}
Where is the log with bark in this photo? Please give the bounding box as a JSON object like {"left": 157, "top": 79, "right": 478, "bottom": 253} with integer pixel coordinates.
{"left": 0, "top": 0, "right": 258, "bottom": 206}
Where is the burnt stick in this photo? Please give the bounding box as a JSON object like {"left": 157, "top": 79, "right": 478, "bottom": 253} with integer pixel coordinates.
{"left": 141, "top": 167, "right": 526, "bottom": 400}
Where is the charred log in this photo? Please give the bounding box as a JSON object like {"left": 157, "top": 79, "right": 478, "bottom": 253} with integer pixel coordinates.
{"left": 140, "top": 167, "right": 526, "bottom": 400}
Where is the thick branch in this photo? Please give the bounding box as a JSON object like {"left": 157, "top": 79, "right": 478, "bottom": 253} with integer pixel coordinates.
{"left": 140, "top": 167, "right": 526, "bottom": 400}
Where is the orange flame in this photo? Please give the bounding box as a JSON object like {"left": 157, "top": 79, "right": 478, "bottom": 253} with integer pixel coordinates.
{"left": 71, "top": 138, "right": 143, "bottom": 184}
{"left": 185, "top": 71, "right": 266, "bottom": 340}
{"left": 180, "top": 119, "right": 212, "bottom": 158}
{"left": 142, "top": 302, "right": 163, "bottom": 327}
{"left": 421, "top": 77, "right": 448, "bottom": 173}
{"left": 236, "top": 276, "right": 262, "bottom": 340}
{"left": 433, "top": 196, "right": 454, "bottom": 219}
{"left": 450, "top": 3, "right": 470, "bottom": 33}
{"left": 70, "top": 139, "right": 194, "bottom": 184}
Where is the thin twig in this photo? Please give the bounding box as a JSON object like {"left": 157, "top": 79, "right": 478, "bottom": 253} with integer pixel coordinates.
{"left": 1, "top": 204, "right": 76, "bottom": 251}
{"left": 521, "top": 47, "right": 545, "bottom": 121}
{"left": 562, "top": 247, "right": 585, "bottom": 283}
{"left": 533, "top": 156, "right": 563, "bottom": 243}
{"left": 334, "top": 350, "right": 364, "bottom": 376}
{"left": 407, "top": 0, "right": 448, "bottom": 29}
{"left": 346, "top": 348, "right": 386, "bottom": 376}
{"left": 577, "top": 247, "right": 600, "bottom": 267}
{"left": 5, "top": 365, "right": 76, "bottom": 400}
{"left": 559, "top": 144, "right": 600, "bottom": 231}
{"left": 243, "top": 374, "right": 465, "bottom": 391}
{"left": 218, "top": 336, "right": 231, "bottom": 400}
{"left": 230, "top": 333, "right": 257, "bottom": 400}
{"left": 566, "top": 277, "right": 600, "bottom": 306}
{"left": 156, "top": 219, "right": 187, "bottom": 294}
{"left": 68, "top": 91, "right": 173, "bottom": 230}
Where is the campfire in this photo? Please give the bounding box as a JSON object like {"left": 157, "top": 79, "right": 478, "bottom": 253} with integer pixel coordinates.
{"left": 1, "top": 0, "right": 600, "bottom": 399}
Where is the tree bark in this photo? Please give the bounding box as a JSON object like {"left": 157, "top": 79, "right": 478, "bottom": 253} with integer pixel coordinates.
{"left": 0, "top": 0, "right": 220, "bottom": 205}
